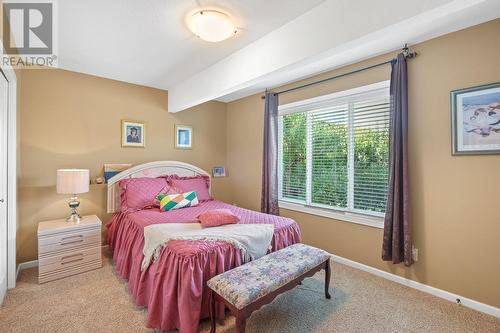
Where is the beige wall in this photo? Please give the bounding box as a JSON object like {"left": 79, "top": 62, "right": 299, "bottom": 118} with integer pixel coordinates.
{"left": 227, "top": 19, "right": 500, "bottom": 308}
{"left": 16, "top": 19, "right": 500, "bottom": 308}
{"left": 18, "top": 69, "right": 230, "bottom": 262}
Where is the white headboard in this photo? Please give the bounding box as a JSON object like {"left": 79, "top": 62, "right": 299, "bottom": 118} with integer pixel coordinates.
{"left": 107, "top": 161, "right": 211, "bottom": 213}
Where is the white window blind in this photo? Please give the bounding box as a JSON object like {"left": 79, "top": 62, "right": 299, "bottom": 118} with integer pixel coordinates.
{"left": 352, "top": 98, "right": 390, "bottom": 214}
{"left": 278, "top": 81, "right": 390, "bottom": 218}
{"left": 310, "top": 104, "right": 349, "bottom": 208}
{"left": 280, "top": 112, "right": 307, "bottom": 201}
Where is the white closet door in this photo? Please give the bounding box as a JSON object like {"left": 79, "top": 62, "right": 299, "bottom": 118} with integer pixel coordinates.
{"left": 0, "top": 72, "right": 8, "bottom": 304}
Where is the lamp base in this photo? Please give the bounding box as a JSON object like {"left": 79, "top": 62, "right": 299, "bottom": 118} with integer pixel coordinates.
{"left": 67, "top": 212, "right": 81, "bottom": 223}
{"left": 67, "top": 195, "right": 81, "bottom": 223}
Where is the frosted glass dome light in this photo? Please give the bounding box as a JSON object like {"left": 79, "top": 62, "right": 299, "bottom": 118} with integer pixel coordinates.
{"left": 187, "top": 10, "right": 237, "bottom": 42}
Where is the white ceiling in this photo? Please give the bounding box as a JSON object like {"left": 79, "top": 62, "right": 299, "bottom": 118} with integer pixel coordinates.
{"left": 58, "top": 0, "right": 325, "bottom": 88}
{"left": 168, "top": 0, "right": 500, "bottom": 112}
{"left": 57, "top": 0, "right": 500, "bottom": 113}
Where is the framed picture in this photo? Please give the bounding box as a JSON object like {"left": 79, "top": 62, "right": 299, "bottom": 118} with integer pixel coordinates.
{"left": 212, "top": 166, "right": 226, "bottom": 177}
{"left": 451, "top": 82, "right": 500, "bottom": 155}
{"left": 104, "top": 163, "right": 132, "bottom": 183}
{"left": 175, "top": 125, "right": 192, "bottom": 149}
{"left": 122, "top": 120, "right": 146, "bottom": 148}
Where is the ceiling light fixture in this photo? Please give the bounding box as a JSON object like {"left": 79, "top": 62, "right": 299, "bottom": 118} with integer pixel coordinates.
{"left": 187, "top": 10, "right": 237, "bottom": 42}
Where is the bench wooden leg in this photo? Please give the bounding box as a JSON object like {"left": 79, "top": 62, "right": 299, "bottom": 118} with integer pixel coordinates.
{"left": 210, "top": 292, "right": 216, "bottom": 333}
{"left": 235, "top": 316, "right": 246, "bottom": 333}
{"left": 325, "top": 259, "right": 331, "bottom": 299}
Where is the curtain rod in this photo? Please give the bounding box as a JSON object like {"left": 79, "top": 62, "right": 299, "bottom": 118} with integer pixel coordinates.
{"left": 262, "top": 44, "right": 417, "bottom": 99}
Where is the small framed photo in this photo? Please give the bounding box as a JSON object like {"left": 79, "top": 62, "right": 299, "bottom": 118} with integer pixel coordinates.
{"left": 104, "top": 163, "right": 132, "bottom": 183}
{"left": 122, "top": 120, "right": 145, "bottom": 148}
{"left": 452, "top": 82, "right": 500, "bottom": 155}
{"left": 212, "top": 166, "right": 226, "bottom": 178}
{"left": 175, "top": 125, "right": 192, "bottom": 149}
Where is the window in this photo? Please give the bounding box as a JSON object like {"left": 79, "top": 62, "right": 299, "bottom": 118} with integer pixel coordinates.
{"left": 278, "top": 81, "right": 390, "bottom": 225}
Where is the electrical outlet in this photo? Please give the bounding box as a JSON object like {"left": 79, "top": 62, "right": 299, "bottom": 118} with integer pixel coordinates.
{"left": 412, "top": 246, "right": 419, "bottom": 261}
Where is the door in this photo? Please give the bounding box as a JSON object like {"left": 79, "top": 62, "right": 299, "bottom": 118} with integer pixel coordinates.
{"left": 0, "top": 72, "right": 8, "bottom": 303}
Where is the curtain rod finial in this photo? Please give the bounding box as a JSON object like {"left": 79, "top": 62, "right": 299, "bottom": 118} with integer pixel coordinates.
{"left": 262, "top": 89, "right": 269, "bottom": 99}
{"left": 402, "top": 44, "right": 417, "bottom": 59}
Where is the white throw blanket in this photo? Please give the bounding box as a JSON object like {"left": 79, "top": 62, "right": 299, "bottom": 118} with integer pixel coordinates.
{"left": 141, "top": 223, "right": 275, "bottom": 271}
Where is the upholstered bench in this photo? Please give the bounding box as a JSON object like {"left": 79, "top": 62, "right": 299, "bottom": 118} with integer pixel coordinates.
{"left": 207, "top": 243, "right": 331, "bottom": 333}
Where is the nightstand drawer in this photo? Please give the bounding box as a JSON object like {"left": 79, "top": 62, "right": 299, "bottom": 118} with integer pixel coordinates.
{"left": 38, "top": 229, "right": 101, "bottom": 254}
{"left": 38, "top": 215, "right": 102, "bottom": 283}
{"left": 38, "top": 246, "right": 101, "bottom": 275}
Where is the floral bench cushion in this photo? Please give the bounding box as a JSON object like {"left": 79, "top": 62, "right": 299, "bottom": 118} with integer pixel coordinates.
{"left": 207, "top": 243, "right": 330, "bottom": 310}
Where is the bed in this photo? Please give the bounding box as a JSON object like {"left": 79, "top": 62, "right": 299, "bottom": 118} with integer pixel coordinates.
{"left": 106, "top": 161, "right": 301, "bottom": 333}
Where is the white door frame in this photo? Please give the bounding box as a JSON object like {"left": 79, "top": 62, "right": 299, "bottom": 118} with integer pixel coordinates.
{"left": 0, "top": 45, "right": 18, "bottom": 290}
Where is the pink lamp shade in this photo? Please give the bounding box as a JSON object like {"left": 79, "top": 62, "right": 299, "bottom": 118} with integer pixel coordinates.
{"left": 56, "top": 169, "right": 90, "bottom": 194}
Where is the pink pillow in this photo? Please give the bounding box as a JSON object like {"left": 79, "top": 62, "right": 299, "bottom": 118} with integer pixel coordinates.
{"left": 119, "top": 177, "right": 170, "bottom": 213}
{"left": 197, "top": 209, "right": 240, "bottom": 228}
{"left": 167, "top": 175, "right": 212, "bottom": 202}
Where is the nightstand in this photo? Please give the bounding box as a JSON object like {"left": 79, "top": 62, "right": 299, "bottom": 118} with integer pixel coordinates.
{"left": 37, "top": 215, "right": 102, "bottom": 284}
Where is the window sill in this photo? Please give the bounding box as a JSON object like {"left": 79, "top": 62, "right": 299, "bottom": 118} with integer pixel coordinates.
{"left": 278, "top": 200, "right": 384, "bottom": 229}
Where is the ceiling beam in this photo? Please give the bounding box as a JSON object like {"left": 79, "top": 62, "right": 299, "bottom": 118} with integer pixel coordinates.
{"left": 168, "top": 0, "right": 500, "bottom": 112}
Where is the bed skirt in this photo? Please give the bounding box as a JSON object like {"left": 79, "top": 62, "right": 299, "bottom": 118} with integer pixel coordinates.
{"left": 107, "top": 212, "right": 301, "bottom": 333}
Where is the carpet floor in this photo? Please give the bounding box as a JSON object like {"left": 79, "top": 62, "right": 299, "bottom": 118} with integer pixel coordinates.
{"left": 1, "top": 249, "right": 499, "bottom": 333}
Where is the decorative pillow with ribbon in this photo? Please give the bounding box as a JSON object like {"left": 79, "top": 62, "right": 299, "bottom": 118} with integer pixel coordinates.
{"left": 197, "top": 209, "right": 240, "bottom": 228}
{"left": 157, "top": 191, "right": 199, "bottom": 212}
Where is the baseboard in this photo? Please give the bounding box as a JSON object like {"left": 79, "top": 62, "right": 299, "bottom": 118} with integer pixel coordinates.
{"left": 14, "top": 246, "right": 499, "bottom": 318}
{"left": 329, "top": 253, "right": 500, "bottom": 318}
{"left": 15, "top": 259, "right": 38, "bottom": 280}
{"left": 15, "top": 245, "right": 110, "bottom": 282}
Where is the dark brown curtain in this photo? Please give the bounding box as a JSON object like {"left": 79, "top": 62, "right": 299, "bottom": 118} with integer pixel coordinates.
{"left": 382, "top": 53, "right": 412, "bottom": 266}
{"left": 261, "top": 92, "right": 279, "bottom": 215}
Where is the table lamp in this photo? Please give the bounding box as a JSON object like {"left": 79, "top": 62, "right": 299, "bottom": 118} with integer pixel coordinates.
{"left": 57, "top": 169, "right": 90, "bottom": 223}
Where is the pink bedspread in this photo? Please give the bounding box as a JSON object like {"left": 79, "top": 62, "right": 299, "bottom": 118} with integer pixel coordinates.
{"left": 107, "top": 200, "right": 301, "bottom": 333}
